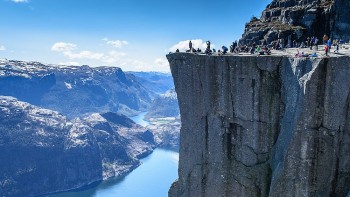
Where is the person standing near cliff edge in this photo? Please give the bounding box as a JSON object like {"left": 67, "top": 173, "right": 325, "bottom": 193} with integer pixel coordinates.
{"left": 189, "top": 40, "right": 193, "bottom": 52}
{"left": 205, "top": 41, "right": 211, "bottom": 54}
{"left": 325, "top": 44, "right": 329, "bottom": 56}
{"left": 323, "top": 35, "right": 328, "bottom": 45}
{"left": 328, "top": 38, "right": 332, "bottom": 50}
{"left": 206, "top": 41, "right": 211, "bottom": 50}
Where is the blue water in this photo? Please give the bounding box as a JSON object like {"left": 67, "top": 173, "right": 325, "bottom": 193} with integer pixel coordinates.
{"left": 130, "top": 112, "right": 149, "bottom": 127}
{"left": 49, "top": 149, "right": 179, "bottom": 197}
{"left": 48, "top": 112, "right": 179, "bottom": 197}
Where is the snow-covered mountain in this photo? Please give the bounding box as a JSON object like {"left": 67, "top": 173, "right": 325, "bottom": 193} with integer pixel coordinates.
{"left": 0, "top": 96, "right": 155, "bottom": 197}
{"left": 0, "top": 59, "right": 180, "bottom": 196}
{"left": 144, "top": 89, "right": 180, "bottom": 149}
{"left": 127, "top": 71, "right": 174, "bottom": 95}
{"left": 0, "top": 60, "right": 153, "bottom": 118}
{"left": 145, "top": 89, "right": 179, "bottom": 119}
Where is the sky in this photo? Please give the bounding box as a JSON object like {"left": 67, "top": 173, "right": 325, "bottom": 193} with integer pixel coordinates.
{"left": 0, "top": 0, "right": 271, "bottom": 72}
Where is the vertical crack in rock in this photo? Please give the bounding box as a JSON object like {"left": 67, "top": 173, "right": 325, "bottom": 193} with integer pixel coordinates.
{"left": 167, "top": 53, "right": 350, "bottom": 197}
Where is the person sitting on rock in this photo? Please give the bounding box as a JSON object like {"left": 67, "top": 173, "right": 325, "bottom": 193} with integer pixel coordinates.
{"left": 255, "top": 45, "right": 261, "bottom": 53}
{"left": 222, "top": 46, "right": 228, "bottom": 54}
{"left": 176, "top": 49, "right": 179, "bottom": 52}
{"left": 218, "top": 50, "right": 222, "bottom": 56}
{"left": 230, "top": 44, "right": 234, "bottom": 53}
{"left": 250, "top": 46, "right": 254, "bottom": 54}
{"left": 197, "top": 48, "right": 202, "bottom": 53}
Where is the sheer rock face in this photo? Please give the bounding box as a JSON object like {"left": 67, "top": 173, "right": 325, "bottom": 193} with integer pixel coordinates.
{"left": 240, "top": 0, "right": 350, "bottom": 45}
{"left": 167, "top": 53, "right": 350, "bottom": 197}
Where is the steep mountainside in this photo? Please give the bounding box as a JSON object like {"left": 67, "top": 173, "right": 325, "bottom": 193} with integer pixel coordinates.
{"left": 127, "top": 71, "right": 174, "bottom": 95}
{"left": 0, "top": 60, "right": 152, "bottom": 118}
{"left": 168, "top": 53, "right": 350, "bottom": 196}
{"left": 145, "top": 89, "right": 180, "bottom": 119}
{"left": 0, "top": 96, "right": 155, "bottom": 197}
{"left": 240, "top": 0, "right": 350, "bottom": 45}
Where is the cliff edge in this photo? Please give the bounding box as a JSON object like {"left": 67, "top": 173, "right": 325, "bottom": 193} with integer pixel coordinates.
{"left": 167, "top": 53, "right": 350, "bottom": 196}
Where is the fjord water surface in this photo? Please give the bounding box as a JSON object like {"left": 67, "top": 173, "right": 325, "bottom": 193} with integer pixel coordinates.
{"left": 49, "top": 112, "right": 179, "bottom": 197}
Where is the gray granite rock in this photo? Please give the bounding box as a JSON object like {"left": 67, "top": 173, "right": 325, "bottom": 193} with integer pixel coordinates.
{"left": 167, "top": 53, "right": 350, "bottom": 197}
{"left": 240, "top": 0, "right": 350, "bottom": 45}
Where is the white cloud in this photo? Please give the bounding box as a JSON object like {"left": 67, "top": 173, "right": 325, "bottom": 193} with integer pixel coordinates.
{"left": 58, "top": 62, "right": 80, "bottom": 66}
{"left": 103, "top": 50, "right": 127, "bottom": 64}
{"left": 51, "top": 42, "right": 77, "bottom": 52}
{"left": 50, "top": 41, "right": 169, "bottom": 72}
{"left": 52, "top": 42, "right": 104, "bottom": 60}
{"left": 11, "top": 0, "right": 28, "bottom": 3}
{"left": 0, "top": 45, "right": 6, "bottom": 51}
{"left": 155, "top": 58, "right": 169, "bottom": 68}
{"left": 52, "top": 42, "right": 129, "bottom": 64}
{"left": 103, "top": 38, "right": 128, "bottom": 48}
{"left": 169, "top": 39, "right": 214, "bottom": 52}
{"left": 63, "top": 51, "right": 104, "bottom": 60}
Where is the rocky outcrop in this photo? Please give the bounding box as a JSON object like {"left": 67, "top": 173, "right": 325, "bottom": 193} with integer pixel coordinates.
{"left": 148, "top": 117, "right": 181, "bottom": 149}
{"left": 167, "top": 53, "right": 350, "bottom": 196}
{"left": 144, "top": 89, "right": 180, "bottom": 149}
{"left": 0, "top": 96, "right": 155, "bottom": 197}
{"left": 240, "top": 0, "right": 350, "bottom": 45}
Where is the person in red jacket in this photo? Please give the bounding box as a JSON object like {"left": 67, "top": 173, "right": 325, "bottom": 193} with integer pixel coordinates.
{"left": 325, "top": 44, "right": 329, "bottom": 56}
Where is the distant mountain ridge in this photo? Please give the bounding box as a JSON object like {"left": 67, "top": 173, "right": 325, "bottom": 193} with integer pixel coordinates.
{"left": 145, "top": 89, "right": 179, "bottom": 119}
{"left": 0, "top": 60, "right": 153, "bottom": 118}
{"left": 127, "top": 71, "right": 174, "bottom": 95}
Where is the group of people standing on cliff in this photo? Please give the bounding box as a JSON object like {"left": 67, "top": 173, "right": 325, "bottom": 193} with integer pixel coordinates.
{"left": 183, "top": 40, "right": 271, "bottom": 55}
{"left": 174, "top": 36, "right": 347, "bottom": 57}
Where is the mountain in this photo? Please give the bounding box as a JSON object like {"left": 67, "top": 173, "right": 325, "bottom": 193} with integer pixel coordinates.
{"left": 0, "top": 96, "right": 155, "bottom": 197}
{"left": 126, "top": 71, "right": 174, "bottom": 95}
{"left": 0, "top": 59, "right": 152, "bottom": 118}
{"left": 240, "top": 0, "right": 350, "bottom": 45}
{"left": 145, "top": 89, "right": 179, "bottom": 120}
{"left": 147, "top": 117, "right": 180, "bottom": 149}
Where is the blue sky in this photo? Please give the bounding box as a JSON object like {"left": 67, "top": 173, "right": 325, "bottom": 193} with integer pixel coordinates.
{"left": 0, "top": 0, "right": 271, "bottom": 72}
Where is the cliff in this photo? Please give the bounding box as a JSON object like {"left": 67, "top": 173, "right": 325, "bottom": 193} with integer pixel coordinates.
{"left": 167, "top": 53, "right": 350, "bottom": 196}
{"left": 0, "top": 96, "right": 155, "bottom": 197}
{"left": 240, "top": 0, "right": 350, "bottom": 45}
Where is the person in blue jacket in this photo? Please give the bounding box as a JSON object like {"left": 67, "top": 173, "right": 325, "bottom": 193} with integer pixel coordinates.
{"left": 327, "top": 38, "right": 332, "bottom": 50}
{"left": 222, "top": 46, "right": 228, "bottom": 54}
